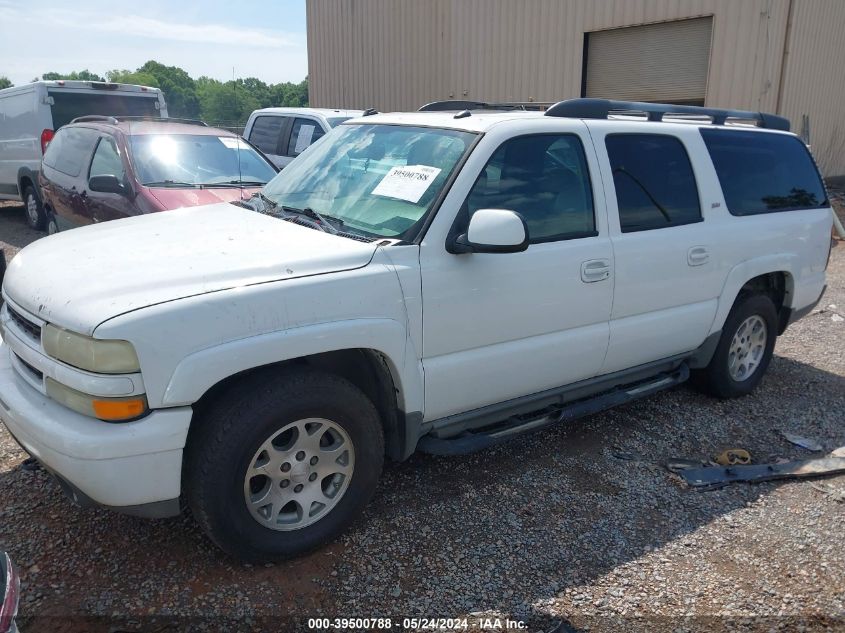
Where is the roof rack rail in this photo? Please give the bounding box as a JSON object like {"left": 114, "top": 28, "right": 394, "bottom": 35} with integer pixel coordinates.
{"left": 544, "top": 98, "right": 790, "bottom": 131}
{"left": 419, "top": 100, "right": 552, "bottom": 112}
{"left": 69, "top": 116, "right": 208, "bottom": 127}
{"left": 70, "top": 115, "right": 118, "bottom": 124}
{"left": 115, "top": 116, "right": 208, "bottom": 126}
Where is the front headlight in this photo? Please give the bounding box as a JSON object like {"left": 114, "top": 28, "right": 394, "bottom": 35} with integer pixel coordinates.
{"left": 42, "top": 324, "right": 140, "bottom": 374}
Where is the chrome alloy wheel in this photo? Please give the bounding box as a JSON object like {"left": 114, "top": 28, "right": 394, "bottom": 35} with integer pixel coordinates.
{"left": 243, "top": 418, "right": 355, "bottom": 531}
{"left": 728, "top": 315, "right": 767, "bottom": 381}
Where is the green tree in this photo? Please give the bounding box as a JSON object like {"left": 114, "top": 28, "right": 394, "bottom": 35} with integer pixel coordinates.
{"left": 268, "top": 78, "right": 309, "bottom": 108}
{"left": 41, "top": 69, "right": 106, "bottom": 82}
{"left": 106, "top": 69, "right": 160, "bottom": 88}
{"left": 0, "top": 76, "right": 12, "bottom": 90}
{"left": 197, "top": 77, "right": 260, "bottom": 125}
{"left": 31, "top": 62, "right": 309, "bottom": 122}
{"left": 137, "top": 60, "right": 200, "bottom": 118}
{"left": 241, "top": 77, "right": 273, "bottom": 109}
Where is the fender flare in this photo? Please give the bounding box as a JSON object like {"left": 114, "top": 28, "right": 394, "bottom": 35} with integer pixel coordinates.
{"left": 160, "top": 318, "right": 424, "bottom": 416}
{"left": 17, "top": 166, "right": 41, "bottom": 199}
{"left": 709, "top": 254, "right": 797, "bottom": 335}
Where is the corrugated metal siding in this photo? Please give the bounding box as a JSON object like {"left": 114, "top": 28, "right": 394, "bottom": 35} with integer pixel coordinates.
{"left": 307, "top": 0, "right": 845, "bottom": 175}
{"left": 586, "top": 17, "right": 713, "bottom": 103}
{"left": 776, "top": 0, "right": 845, "bottom": 177}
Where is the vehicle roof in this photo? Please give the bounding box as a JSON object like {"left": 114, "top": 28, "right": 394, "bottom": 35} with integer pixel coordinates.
{"left": 0, "top": 80, "right": 161, "bottom": 95}
{"left": 251, "top": 107, "right": 365, "bottom": 119}
{"left": 69, "top": 120, "right": 237, "bottom": 137}
{"left": 346, "top": 110, "right": 796, "bottom": 136}
{"left": 346, "top": 110, "right": 539, "bottom": 132}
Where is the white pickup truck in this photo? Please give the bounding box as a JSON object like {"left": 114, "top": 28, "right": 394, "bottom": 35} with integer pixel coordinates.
{"left": 0, "top": 99, "right": 831, "bottom": 561}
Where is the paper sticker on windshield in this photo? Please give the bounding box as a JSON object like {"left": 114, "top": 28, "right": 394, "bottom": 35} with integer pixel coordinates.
{"left": 294, "top": 125, "right": 316, "bottom": 154}
{"left": 371, "top": 165, "right": 442, "bottom": 203}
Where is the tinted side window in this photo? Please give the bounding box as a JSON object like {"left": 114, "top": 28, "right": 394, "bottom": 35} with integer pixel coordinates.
{"left": 42, "top": 127, "right": 98, "bottom": 177}
{"left": 464, "top": 134, "right": 596, "bottom": 243}
{"left": 248, "top": 116, "right": 284, "bottom": 154}
{"left": 89, "top": 137, "right": 126, "bottom": 181}
{"left": 287, "top": 118, "right": 326, "bottom": 157}
{"left": 606, "top": 134, "right": 702, "bottom": 233}
{"left": 700, "top": 129, "right": 827, "bottom": 215}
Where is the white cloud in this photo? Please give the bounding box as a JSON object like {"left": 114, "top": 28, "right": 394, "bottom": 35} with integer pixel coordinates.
{"left": 50, "top": 11, "right": 297, "bottom": 48}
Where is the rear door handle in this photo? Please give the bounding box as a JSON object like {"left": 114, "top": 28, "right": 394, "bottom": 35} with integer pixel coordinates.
{"left": 688, "top": 246, "right": 710, "bottom": 266}
{"left": 581, "top": 258, "right": 611, "bottom": 283}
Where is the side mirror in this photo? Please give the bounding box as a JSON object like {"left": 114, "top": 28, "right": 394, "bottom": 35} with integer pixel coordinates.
{"left": 88, "top": 175, "right": 126, "bottom": 195}
{"left": 449, "top": 209, "right": 529, "bottom": 254}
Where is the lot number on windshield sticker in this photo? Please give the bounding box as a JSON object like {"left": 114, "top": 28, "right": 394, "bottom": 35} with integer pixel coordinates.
{"left": 371, "top": 165, "right": 442, "bottom": 203}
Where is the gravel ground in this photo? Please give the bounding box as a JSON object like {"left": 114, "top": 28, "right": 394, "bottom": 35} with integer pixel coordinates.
{"left": 1, "top": 199, "right": 844, "bottom": 632}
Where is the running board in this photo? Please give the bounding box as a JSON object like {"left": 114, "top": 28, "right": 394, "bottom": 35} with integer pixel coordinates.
{"left": 417, "top": 364, "right": 689, "bottom": 456}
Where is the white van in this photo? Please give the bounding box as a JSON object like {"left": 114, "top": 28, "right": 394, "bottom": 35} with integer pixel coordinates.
{"left": 0, "top": 81, "right": 168, "bottom": 229}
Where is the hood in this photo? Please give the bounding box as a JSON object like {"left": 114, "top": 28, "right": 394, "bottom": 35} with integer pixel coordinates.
{"left": 3, "top": 203, "right": 379, "bottom": 335}
{"left": 146, "top": 186, "right": 263, "bottom": 209}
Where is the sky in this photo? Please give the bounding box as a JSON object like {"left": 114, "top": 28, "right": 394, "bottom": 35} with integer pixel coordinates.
{"left": 0, "top": 0, "right": 309, "bottom": 86}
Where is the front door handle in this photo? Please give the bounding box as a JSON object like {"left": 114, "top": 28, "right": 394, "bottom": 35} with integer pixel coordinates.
{"left": 688, "top": 246, "right": 710, "bottom": 266}
{"left": 581, "top": 259, "right": 611, "bottom": 283}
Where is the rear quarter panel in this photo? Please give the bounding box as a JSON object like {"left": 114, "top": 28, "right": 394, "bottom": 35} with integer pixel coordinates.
{"left": 709, "top": 207, "right": 831, "bottom": 334}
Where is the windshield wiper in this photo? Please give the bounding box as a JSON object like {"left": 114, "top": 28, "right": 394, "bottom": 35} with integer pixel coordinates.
{"left": 198, "top": 180, "right": 268, "bottom": 188}
{"left": 279, "top": 205, "right": 341, "bottom": 234}
{"left": 250, "top": 194, "right": 356, "bottom": 237}
{"left": 142, "top": 180, "right": 201, "bottom": 188}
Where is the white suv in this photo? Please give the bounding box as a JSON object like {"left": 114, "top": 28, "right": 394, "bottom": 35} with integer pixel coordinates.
{"left": 0, "top": 99, "right": 832, "bottom": 561}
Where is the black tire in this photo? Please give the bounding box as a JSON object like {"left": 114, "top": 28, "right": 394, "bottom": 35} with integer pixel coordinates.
{"left": 693, "top": 294, "right": 778, "bottom": 399}
{"left": 185, "top": 367, "right": 384, "bottom": 562}
{"left": 23, "top": 185, "right": 46, "bottom": 231}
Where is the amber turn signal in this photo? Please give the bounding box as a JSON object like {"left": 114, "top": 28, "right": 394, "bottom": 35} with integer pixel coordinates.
{"left": 92, "top": 397, "right": 148, "bottom": 422}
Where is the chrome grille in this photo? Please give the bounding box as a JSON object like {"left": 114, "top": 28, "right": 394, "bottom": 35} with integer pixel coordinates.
{"left": 7, "top": 306, "right": 41, "bottom": 341}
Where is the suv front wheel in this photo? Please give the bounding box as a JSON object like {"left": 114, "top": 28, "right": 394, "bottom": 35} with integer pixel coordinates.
{"left": 694, "top": 294, "right": 778, "bottom": 398}
{"left": 185, "top": 367, "right": 384, "bottom": 562}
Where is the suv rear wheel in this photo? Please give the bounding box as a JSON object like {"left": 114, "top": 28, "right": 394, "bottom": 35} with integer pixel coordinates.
{"left": 185, "top": 367, "right": 384, "bottom": 562}
{"left": 694, "top": 294, "right": 778, "bottom": 398}
{"left": 23, "top": 185, "right": 45, "bottom": 231}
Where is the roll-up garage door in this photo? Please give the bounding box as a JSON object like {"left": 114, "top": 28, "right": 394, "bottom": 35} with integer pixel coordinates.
{"left": 585, "top": 17, "right": 713, "bottom": 105}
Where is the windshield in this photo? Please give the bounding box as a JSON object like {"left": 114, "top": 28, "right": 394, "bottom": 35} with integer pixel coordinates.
{"left": 130, "top": 134, "right": 277, "bottom": 187}
{"left": 262, "top": 124, "right": 476, "bottom": 239}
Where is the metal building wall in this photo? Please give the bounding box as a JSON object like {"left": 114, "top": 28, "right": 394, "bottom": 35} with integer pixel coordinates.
{"left": 307, "top": 0, "right": 844, "bottom": 176}
{"left": 776, "top": 0, "right": 845, "bottom": 178}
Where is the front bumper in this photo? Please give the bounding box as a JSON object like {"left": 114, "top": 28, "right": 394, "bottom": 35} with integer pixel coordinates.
{"left": 0, "top": 341, "right": 192, "bottom": 516}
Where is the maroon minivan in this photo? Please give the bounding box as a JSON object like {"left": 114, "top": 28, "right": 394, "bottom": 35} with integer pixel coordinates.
{"left": 39, "top": 117, "right": 278, "bottom": 233}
